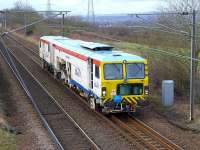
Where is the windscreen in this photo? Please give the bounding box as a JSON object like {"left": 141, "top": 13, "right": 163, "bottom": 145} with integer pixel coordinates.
{"left": 126, "top": 63, "right": 145, "bottom": 79}
{"left": 104, "top": 64, "right": 123, "bottom": 80}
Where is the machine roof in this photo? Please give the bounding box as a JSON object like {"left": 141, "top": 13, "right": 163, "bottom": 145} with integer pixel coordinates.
{"left": 41, "top": 36, "right": 146, "bottom": 62}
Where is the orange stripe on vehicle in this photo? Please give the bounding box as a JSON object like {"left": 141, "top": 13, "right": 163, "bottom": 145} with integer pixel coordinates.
{"left": 93, "top": 59, "right": 101, "bottom": 65}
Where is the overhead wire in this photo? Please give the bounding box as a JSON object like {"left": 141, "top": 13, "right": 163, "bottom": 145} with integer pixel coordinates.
{"left": 69, "top": 28, "right": 195, "bottom": 61}
{"left": 1, "top": 12, "right": 62, "bottom": 36}
{"left": 134, "top": 14, "right": 190, "bottom": 35}
{"left": 126, "top": 25, "right": 190, "bottom": 37}
{"left": 147, "top": 47, "right": 200, "bottom": 62}
{"left": 126, "top": 12, "right": 200, "bottom": 62}
{"left": 133, "top": 13, "right": 200, "bottom": 39}
{"left": 2, "top": 10, "right": 198, "bottom": 62}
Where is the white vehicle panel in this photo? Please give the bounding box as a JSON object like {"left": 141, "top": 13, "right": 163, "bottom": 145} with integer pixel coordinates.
{"left": 93, "top": 65, "right": 101, "bottom": 97}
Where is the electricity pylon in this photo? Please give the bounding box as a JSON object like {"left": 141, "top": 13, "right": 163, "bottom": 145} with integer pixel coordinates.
{"left": 87, "top": 0, "right": 95, "bottom": 24}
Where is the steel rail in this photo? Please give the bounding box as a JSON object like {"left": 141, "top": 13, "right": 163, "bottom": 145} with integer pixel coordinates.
{"left": 110, "top": 115, "right": 183, "bottom": 150}
{"left": 1, "top": 37, "right": 101, "bottom": 150}
{"left": 6, "top": 34, "right": 40, "bottom": 57}
{"left": 129, "top": 115, "right": 184, "bottom": 150}
{"left": 0, "top": 38, "right": 64, "bottom": 150}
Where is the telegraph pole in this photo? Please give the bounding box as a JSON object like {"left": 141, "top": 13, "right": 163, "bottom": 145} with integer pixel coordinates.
{"left": 24, "top": 13, "right": 27, "bottom": 34}
{"left": 24, "top": 0, "right": 28, "bottom": 34}
{"left": 189, "top": 10, "right": 196, "bottom": 121}
{"left": 62, "top": 13, "right": 65, "bottom": 36}
{"left": 4, "top": 11, "right": 7, "bottom": 30}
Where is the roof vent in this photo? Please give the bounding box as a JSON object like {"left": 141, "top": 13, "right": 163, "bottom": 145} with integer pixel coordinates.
{"left": 113, "top": 54, "right": 122, "bottom": 56}
{"left": 80, "top": 41, "right": 113, "bottom": 51}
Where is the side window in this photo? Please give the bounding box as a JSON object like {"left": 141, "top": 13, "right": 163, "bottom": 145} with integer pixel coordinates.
{"left": 48, "top": 44, "right": 50, "bottom": 52}
{"left": 95, "top": 65, "right": 99, "bottom": 79}
{"left": 39, "top": 41, "right": 41, "bottom": 48}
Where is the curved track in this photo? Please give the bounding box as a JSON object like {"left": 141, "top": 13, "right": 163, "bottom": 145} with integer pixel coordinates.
{"left": 0, "top": 37, "right": 100, "bottom": 150}
{"left": 3, "top": 34, "right": 184, "bottom": 150}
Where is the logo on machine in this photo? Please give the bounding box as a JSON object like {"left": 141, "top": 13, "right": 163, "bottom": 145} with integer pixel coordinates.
{"left": 75, "top": 67, "right": 81, "bottom": 77}
{"left": 94, "top": 82, "right": 99, "bottom": 88}
{"left": 65, "top": 56, "right": 70, "bottom": 59}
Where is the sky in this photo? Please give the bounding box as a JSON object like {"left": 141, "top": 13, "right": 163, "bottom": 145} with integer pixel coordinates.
{"left": 0, "top": 0, "right": 166, "bottom": 15}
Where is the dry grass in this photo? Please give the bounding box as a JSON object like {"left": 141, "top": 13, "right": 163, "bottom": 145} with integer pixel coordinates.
{"left": 0, "top": 116, "right": 17, "bottom": 150}
{"left": 0, "top": 129, "right": 17, "bottom": 150}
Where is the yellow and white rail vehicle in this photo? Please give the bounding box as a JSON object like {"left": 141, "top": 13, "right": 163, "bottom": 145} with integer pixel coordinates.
{"left": 39, "top": 36, "right": 149, "bottom": 113}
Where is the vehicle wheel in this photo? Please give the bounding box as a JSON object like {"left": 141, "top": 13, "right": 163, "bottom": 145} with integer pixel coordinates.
{"left": 57, "top": 72, "right": 61, "bottom": 80}
{"left": 96, "top": 103, "right": 102, "bottom": 112}
{"left": 89, "top": 97, "right": 96, "bottom": 110}
{"left": 53, "top": 71, "right": 57, "bottom": 79}
{"left": 42, "top": 61, "right": 46, "bottom": 69}
{"left": 69, "top": 83, "right": 73, "bottom": 88}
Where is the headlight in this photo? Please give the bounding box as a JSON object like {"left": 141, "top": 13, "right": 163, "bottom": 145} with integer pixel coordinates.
{"left": 102, "top": 87, "right": 106, "bottom": 96}
{"left": 144, "top": 86, "right": 149, "bottom": 95}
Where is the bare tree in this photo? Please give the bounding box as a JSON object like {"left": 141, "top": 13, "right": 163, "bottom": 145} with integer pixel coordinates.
{"left": 159, "top": 0, "right": 199, "bottom": 31}
{"left": 13, "top": 0, "right": 34, "bottom": 11}
{"left": 166, "top": 0, "right": 200, "bottom": 12}
{"left": 7, "top": 0, "right": 41, "bottom": 35}
{"left": 160, "top": 0, "right": 200, "bottom": 59}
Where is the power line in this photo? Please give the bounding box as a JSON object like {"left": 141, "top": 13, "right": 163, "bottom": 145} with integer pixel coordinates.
{"left": 128, "top": 13, "right": 200, "bottom": 39}
{"left": 1, "top": 12, "right": 62, "bottom": 36}
{"left": 126, "top": 25, "right": 190, "bottom": 37}
{"left": 0, "top": 10, "right": 70, "bottom": 13}
{"left": 68, "top": 28, "right": 199, "bottom": 61}
{"left": 132, "top": 14, "right": 190, "bottom": 35}
{"left": 148, "top": 47, "right": 200, "bottom": 62}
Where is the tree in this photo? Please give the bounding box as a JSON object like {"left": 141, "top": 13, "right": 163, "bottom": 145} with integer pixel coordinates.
{"left": 7, "top": 0, "right": 41, "bottom": 35}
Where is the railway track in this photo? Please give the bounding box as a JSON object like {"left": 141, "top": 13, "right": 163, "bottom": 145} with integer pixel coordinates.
{"left": 0, "top": 37, "right": 100, "bottom": 150}
{"left": 2, "top": 34, "right": 145, "bottom": 150}
{"left": 110, "top": 114, "right": 183, "bottom": 150}
{"left": 3, "top": 33, "right": 184, "bottom": 150}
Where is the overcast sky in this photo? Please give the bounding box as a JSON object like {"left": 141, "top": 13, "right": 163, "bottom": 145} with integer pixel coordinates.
{"left": 0, "top": 0, "right": 166, "bottom": 15}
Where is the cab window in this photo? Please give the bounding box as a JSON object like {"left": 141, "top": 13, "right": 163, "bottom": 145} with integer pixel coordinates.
{"left": 126, "top": 63, "right": 145, "bottom": 79}
{"left": 48, "top": 44, "right": 50, "bottom": 52}
{"left": 95, "top": 65, "right": 99, "bottom": 79}
{"left": 104, "top": 64, "right": 123, "bottom": 80}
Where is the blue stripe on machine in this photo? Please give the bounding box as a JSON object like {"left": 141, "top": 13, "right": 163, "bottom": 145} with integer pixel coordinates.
{"left": 69, "top": 79, "right": 101, "bottom": 100}
{"left": 69, "top": 79, "right": 90, "bottom": 94}
{"left": 69, "top": 79, "right": 100, "bottom": 99}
